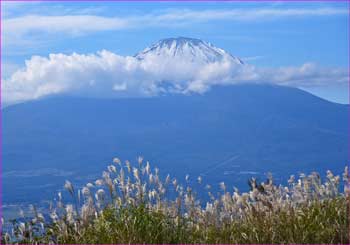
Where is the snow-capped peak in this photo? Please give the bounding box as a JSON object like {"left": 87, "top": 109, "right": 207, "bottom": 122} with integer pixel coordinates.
{"left": 135, "top": 37, "right": 244, "bottom": 65}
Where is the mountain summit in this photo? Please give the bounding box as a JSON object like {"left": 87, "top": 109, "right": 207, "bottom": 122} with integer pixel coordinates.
{"left": 135, "top": 37, "right": 244, "bottom": 65}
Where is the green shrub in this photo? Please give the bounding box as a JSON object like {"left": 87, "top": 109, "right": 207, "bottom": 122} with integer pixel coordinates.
{"left": 2, "top": 157, "right": 349, "bottom": 244}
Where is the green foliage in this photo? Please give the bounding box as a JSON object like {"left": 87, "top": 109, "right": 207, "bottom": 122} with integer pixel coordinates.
{"left": 2, "top": 158, "right": 349, "bottom": 244}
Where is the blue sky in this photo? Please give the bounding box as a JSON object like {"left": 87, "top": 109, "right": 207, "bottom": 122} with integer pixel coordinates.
{"left": 2, "top": 1, "right": 349, "bottom": 104}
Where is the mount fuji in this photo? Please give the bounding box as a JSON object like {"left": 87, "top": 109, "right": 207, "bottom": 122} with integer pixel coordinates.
{"left": 2, "top": 37, "right": 348, "bottom": 210}
{"left": 135, "top": 37, "right": 244, "bottom": 65}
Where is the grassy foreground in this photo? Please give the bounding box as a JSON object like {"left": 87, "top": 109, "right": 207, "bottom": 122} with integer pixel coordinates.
{"left": 2, "top": 158, "right": 349, "bottom": 244}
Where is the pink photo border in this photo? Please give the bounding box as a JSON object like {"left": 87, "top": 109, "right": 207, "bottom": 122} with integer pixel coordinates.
{"left": 0, "top": 0, "right": 348, "bottom": 244}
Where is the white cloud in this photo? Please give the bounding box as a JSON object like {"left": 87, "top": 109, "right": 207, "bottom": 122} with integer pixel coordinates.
{"left": 4, "top": 15, "right": 128, "bottom": 36}
{"left": 259, "top": 63, "right": 348, "bottom": 87}
{"left": 3, "top": 7, "right": 347, "bottom": 48}
{"left": 150, "top": 7, "right": 348, "bottom": 23}
{"left": 2, "top": 50, "right": 347, "bottom": 105}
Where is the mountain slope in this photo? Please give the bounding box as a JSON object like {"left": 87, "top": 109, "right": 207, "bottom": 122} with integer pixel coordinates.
{"left": 3, "top": 84, "right": 348, "bottom": 205}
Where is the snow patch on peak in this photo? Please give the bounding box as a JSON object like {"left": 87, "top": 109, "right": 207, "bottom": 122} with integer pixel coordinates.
{"left": 135, "top": 37, "right": 244, "bottom": 65}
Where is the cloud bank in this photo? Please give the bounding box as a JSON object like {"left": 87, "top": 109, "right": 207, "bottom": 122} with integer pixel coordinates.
{"left": 2, "top": 50, "right": 347, "bottom": 105}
